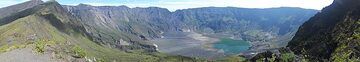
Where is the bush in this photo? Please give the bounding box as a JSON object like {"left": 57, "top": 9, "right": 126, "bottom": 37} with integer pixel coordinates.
{"left": 71, "top": 45, "right": 86, "bottom": 58}
{"left": 280, "top": 53, "right": 296, "bottom": 62}
{"left": 35, "top": 40, "right": 46, "bottom": 53}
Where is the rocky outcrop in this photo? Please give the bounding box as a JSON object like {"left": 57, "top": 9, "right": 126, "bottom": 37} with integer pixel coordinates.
{"left": 287, "top": 0, "right": 360, "bottom": 61}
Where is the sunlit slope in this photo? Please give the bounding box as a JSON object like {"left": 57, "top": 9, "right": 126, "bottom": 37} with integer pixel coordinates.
{"left": 0, "top": 1, "right": 203, "bottom": 62}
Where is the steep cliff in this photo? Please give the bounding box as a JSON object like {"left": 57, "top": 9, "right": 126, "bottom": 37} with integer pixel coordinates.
{"left": 288, "top": 0, "right": 360, "bottom": 61}
{"left": 63, "top": 5, "right": 171, "bottom": 51}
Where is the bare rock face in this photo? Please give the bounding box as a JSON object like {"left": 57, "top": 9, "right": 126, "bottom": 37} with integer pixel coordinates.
{"left": 63, "top": 5, "right": 171, "bottom": 51}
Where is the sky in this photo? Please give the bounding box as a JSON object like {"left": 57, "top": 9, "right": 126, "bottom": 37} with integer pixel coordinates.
{"left": 1, "top": 0, "right": 333, "bottom": 11}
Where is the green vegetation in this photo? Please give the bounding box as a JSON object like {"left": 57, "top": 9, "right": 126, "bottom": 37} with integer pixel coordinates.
{"left": 0, "top": 12, "right": 205, "bottom": 62}
{"left": 0, "top": 45, "right": 9, "bottom": 53}
{"left": 34, "top": 39, "right": 46, "bottom": 53}
{"left": 71, "top": 45, "right": 86, "bottom": 58}
{"left": 332, "top": 46, "right": 351, "bottom": 62}
{"left": 269, "top": 54, "right": 276, "bottom": 62}
{"left": 331, "top": 43, "right": 360, "bottom": 62}
{"left": 0, "top": 44, "right": 27, "bottom": 53}
{"left": 329, "top": 21, "right": 360, "bottom": 62}
{"left": 280, "top": 53, "right": 296, "bottom": 62}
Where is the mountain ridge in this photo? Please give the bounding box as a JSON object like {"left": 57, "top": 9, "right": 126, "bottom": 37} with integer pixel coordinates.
{"left": 63, "top": 4, "right": 318, "bottom": 52}
{"left": 0, "top": 0, "right": 320, "bottom": 61}
{"left": 239, "top": 0, "right": 360, "bottom": 61}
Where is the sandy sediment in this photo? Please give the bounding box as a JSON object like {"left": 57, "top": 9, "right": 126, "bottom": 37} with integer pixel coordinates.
{"left": 150, "top": 32, "right": 225, "bottom": 59}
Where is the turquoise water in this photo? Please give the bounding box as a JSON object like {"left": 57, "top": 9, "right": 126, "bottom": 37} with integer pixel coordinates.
{"left": 213, "top": 38, "right": 250, "bottom": 54}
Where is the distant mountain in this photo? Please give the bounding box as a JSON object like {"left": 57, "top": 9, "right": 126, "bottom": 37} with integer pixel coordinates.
{"left": 287, "top": 0, "right": 360, "bottom": 61}
{"left": 0, "top": 0, "right": 43, "bottom": 19}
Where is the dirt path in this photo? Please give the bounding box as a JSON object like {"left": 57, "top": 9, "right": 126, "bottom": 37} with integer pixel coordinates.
{"left": 0, "top": 47, "right": 58, "bottom": 62}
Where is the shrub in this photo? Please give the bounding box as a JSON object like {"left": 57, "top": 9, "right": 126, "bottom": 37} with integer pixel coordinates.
{"left": 35, "top": 40, "right": 46, "bottom": 53}
{"left": 280, "top": 53, "right": 296, "bottom": 62}
{"left": 71, "top": 45, "right": 86, "bottom": 58}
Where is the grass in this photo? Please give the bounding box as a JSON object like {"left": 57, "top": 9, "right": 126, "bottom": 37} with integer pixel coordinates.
{"left": 0, "top": 44, "right": 26, "bottom": 53}
{"left": 0, "top": 45, "right": 10, "bottom": 53}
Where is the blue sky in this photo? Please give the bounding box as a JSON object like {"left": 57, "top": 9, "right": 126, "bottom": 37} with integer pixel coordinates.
{"left": 1, "top": 0, "right": 333, "bottom": 11}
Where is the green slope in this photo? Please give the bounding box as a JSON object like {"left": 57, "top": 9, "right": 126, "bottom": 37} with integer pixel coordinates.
{"left": 0, "top": 1, "right": 204, "bottom": 62}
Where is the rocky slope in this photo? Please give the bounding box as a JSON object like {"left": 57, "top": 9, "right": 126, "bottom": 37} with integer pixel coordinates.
{"left": 63, "top": 5, "right": 170, "bottom": 51}
{"left": 251, "top": 0, "right": 360, "bottom": 61}
{"left": 287, "top": 0, "right": 360, "bottom": 61}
